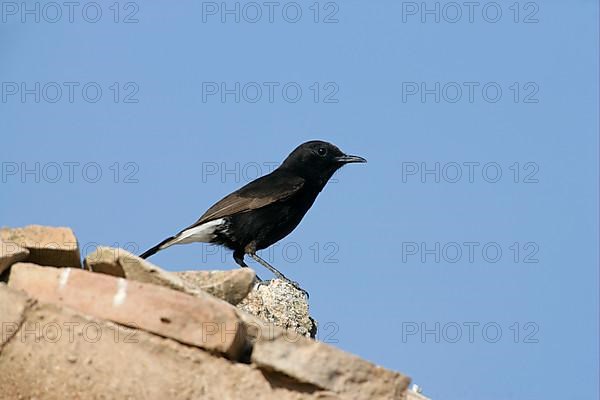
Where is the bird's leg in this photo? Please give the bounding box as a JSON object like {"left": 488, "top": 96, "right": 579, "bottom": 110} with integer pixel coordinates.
{"left": 248, "top": 253, "right": 288, "bottom": 280}
{"left": 248, "top": 253, "right": 309, "bottom": 298}
{"left": 233, "top": 250, "right": 263, "bottom": 281}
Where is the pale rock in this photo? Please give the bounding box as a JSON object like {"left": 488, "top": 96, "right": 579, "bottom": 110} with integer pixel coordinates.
{"left": 0, "top": 225, "right": 80, "bottom": 268}
{"left": 175, "top": 269, "right": 256, "bottom": 305}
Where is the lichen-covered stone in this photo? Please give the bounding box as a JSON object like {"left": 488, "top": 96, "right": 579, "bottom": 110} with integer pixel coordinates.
{"left": 237, "top": 279, "right": 316, "bottom": 338}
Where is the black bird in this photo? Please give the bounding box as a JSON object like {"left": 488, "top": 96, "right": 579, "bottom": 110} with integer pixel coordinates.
{"left": 140, "top": 140, "right": 366, "bottom": 290}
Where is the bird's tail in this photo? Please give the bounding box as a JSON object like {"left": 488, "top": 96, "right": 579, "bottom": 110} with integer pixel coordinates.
{"left": 139, "top": 236, "right": 175, "bottom": 259}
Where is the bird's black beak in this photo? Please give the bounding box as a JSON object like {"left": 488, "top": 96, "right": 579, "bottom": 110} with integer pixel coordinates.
{"left": 335, "top": 154, "right": 367, "bottom": 164}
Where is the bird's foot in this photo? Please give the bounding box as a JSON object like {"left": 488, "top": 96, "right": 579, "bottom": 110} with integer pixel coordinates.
{"left": 255, "top": 278, "right": 271, "bottom": 289}
{"left": 284, "top": 279, "right": 310, "bottom": 299}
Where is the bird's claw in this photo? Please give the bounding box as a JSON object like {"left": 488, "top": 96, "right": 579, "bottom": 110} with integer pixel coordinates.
{"left": 256, "top": 279, "right": 272, "bottom": 289}
{"left": 286, "top": 279, "right": 310, "bottom": 299}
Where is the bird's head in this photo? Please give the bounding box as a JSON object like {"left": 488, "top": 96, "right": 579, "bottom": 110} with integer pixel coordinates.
{"left": 280, "top": 140, "right": 366, "bottom": 185}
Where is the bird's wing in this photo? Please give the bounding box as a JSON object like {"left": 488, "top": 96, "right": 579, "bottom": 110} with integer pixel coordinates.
{"left": 194, "top": 173, "right": 305, "bottom": 225}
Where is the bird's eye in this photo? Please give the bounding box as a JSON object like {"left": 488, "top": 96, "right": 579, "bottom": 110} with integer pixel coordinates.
{"left": 317, "top": 147, "right": 327, "bottom": 156}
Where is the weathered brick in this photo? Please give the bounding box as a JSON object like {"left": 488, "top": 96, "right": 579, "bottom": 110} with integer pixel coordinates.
{"left": 252, "top": 330, "right": 411, "bottom": 399}
{"left": 0, "top": 285, "right": 33, "bottom": 348}
{"left": 0, "top": 301, "right": 343, "bottom": 400}
{"left": 86, "top": 247, "right": 256, "bottom": 305}
{"left": 8, "top": 263, "right": 247, "bottom": 359}
{"left": 85, "top": 247, "right": 201, "bottom": 295}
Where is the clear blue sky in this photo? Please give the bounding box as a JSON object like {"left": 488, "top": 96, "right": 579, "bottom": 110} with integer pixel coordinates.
{"left": 1, "top": 1, "right": 598, "bottom": 398}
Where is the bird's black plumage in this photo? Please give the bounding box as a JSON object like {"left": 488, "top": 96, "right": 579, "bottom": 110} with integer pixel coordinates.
{"left": 140, "top": 140, "right": 366, "bottom": 289}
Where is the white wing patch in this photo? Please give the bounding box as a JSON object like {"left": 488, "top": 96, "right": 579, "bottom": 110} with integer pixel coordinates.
{"left": 159, "top": 218, "right": 226, "bottom": 249}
